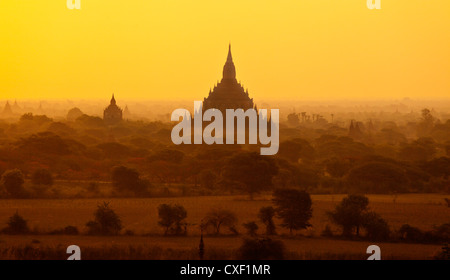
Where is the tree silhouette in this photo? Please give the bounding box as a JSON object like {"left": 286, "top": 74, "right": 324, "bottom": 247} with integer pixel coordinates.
{"left": 258, "top": 206, "right": 276, "bottom": 235}
{"left": 204, "top": 208, "right": 237, "bottom": 235}
{"left": 3, "top": 211, "right": 29, "bottom": 234}
{"left": 243, "top": 221, "right": 258, "bottom": 236}
{"left": 111, "top": 166, "right": 150, "bottom": 196}
{"left": 328, "top": 194, "right": 369, "bottom": 237}
{"left": 1, "top": 169, "right": 26, "bottom": 198}
{"left": 222, "top": 152, "right": 278, "bottom": 199}
{"left": 86, "top": 202, "right": 122, "bottom": 235}
{"left": 157, "top": 204, "right": 187, "bottom": 235}
{"left": 272, "top": 189, "right": 312, "bottom": 235}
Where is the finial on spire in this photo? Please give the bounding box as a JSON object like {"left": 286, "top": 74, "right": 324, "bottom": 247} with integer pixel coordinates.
{"left": 227, "top": 43, "right": 233, "bottom": 62}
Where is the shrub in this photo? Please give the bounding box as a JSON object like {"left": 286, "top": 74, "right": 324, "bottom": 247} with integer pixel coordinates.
{"left": 238, "top": 238, "right": 285, "bottom": 260}
{"left": 363, "top": 212, "right": 390, "bottom": 241}
{"left": 64, "top": 226, "right": 79, "bottom": 235}
{"left": 111, "top": 166, "right": 151, "bottom": 196}
{"left": 49, "top": 226, "right": 79, "bottom": 235}
{"left": 434, "top": 243, "right": 450, "bottom": 260}
{"left": 3, "top": 211, "right": 30, "bottom": 234}
{"left": 243, "top": 222, "right": 258, "bottom": 236}
{"left": 1, "top": 169, "right": 27, "bottom": 198}
{"left": 31, "top": 169, "right": 53, "bottom": 186}
{"left": 398, "top": 224, "right": 424, "bottom": 243}
{"left": 86, "top": 202, "right": 122, "bottom": 235}
{"left": 258, "top": 206, "right": 276, "bottom": 235}
{"left": 321, "top": 224, "right": 333, "bottom": 237}
{"left": 433, "top": 223, "right": 450, "bottom": 242}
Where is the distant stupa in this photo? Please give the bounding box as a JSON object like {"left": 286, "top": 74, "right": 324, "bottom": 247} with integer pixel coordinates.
{"left": 203, "top": 44, "right": 255, "bottom": 113}
{"left": 2, "top": 101, "right": 13, "bottom": 115}
{"left": 12, "top": 100, "right": 21, "bottom": 112}
{"left": 103, "top": 94, "right": 123, "bottom": 125}
{"left": 36, "top": 102, "right": 45, "bottom": 115}
{"left": 123, "top": 105, "right": 131, "bottom": 120}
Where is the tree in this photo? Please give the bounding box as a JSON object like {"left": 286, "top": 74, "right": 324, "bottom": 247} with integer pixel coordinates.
{"left": 198, "top": 169, "right": 217, "bottom": 190}
{"left": 31, "top": 169, "right": 53, "bottom": 196}
{"left": 258, "top": 206, "right": 276, "bottom": 235}
{"left": 86, "top": 202, "right": 122, "bottom": 235}
{"left": 3, "top": 211, "right": 29, "bottom": 234}
{"left": 222, "top": 152, "right": 278, "bottom": 199}
{"left": 204, "top": 208, "right": 237, "bottom": 235}
{"left": 157, "top": 204, "right": 188, "bottom": 235}
{"left": 1, "top": 169, "right": 26, "bottom": 198}
{"left": 278, "top": 138, "right": 315, "bottom": 163}
{"left": 328, "top": 194, "right": 369, "bottom": 237}
{"left": 272, "top": 189, "right": 312, "bottom": 234}
{"left": 243, "top": 221, "right": 258, "bottom": 236}
{"left": 32, "top": 169, "right": 53, "bottom": 186}
{"left": 111, "top": 166, "right": 150, "bottom": 196}
{"left": 346, "top": 162, "right": 408, "bottom": 193}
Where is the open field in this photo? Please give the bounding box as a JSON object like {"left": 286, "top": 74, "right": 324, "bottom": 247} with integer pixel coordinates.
{"left": 0, "top": 235, "right": 444, "bottom": 260}
{"left": 0, "top": 194, "right": 448, "bottom": 235}
{"left": 0, "top": 194, "right": 448, "bottom": 260}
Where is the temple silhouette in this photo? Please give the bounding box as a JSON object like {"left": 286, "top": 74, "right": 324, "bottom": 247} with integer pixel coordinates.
{"left": 103, "top": 94, "right": 123, "bottom": 125}
{"left": 203, "top": 44, "right": 256, "bottom": 113}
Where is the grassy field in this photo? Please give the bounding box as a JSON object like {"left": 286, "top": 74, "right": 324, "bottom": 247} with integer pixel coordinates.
{"left": 0, "top": 235, "right": 443, "bottom": 260}
{"left": 0, "top": 194, "right": 447, "bottom": 234}
{"left": 0, "top": 194, "right": 448, "bottom": 259}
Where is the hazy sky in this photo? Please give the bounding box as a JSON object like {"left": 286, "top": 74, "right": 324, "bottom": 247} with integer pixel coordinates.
{"left": 1, "top": 0, "right": 449, "bottom": 101}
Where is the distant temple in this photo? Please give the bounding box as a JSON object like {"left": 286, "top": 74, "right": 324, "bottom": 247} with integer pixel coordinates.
{"left": 2, "top": 101, "right": 13, "bottom": 115}
{"left": 349, "top": 120, "right": 363, "bottom": 139}
{"left": 123, "top": 105, "right": 131, "bottom": 120}
{"left": 103, "top": 94, "right": 123, "bottom": 125}
{"left": 203, "top": 44, "right": 255, "bottom": 113}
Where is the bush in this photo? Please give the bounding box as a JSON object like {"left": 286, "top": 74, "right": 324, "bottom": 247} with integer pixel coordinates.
{"left": 31, "top": 169, "right": 53, "bottom": 186}
{"left": 321, "top": 224, "right": 333, "bottom": 237}
{"left": 243, "top": 222, "right": 258, "bottom": 236}
{"left": 49, "top": 226, "right": 79, "bottom": 235}
{"left": 3, "top": 211, "right": 30, "bottom": 234}
{"left": 258, "top": 206, "right": 276, "bottom": 235}
{"left": 434, "top": 243, "right": 450, "bottom": 260}
{"left": 399, "top": 224, "right": 424, "bottom": 243}
{"left": 363, "top": 212, "right": 390, "bottom": 241}
{"left": 157, "top": 204, "right": 187, "bottom": 236}
{"left": 1, "top": 169, "right": 27, "bottom": 198}
{"left": 238, "top": 238, "right": 285, "bottom": 260}
{"left": 433, "top": 223, "right": 450, "bottom": 242}
{"left": 111, "top": 166, "right": 151, "bottom": 196}
{"left": 86, "top": 202, "right": 122, "bottom": 235}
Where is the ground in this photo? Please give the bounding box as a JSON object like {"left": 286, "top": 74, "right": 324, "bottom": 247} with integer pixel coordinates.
{"left": 0, "top": 194, "right": 448, "bottom": 259}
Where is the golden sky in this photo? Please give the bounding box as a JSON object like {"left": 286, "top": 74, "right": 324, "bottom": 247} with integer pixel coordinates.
{"left": 1, "top": 0, "right": 449, "bottom": 101}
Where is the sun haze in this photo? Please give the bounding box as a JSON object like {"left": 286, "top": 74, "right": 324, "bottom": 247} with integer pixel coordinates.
{"left": 0, "top": 0, "right": 449, "bottom": 100}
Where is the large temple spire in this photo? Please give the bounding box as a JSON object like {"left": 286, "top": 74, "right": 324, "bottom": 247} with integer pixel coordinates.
{"left": 227, "top": 43, "right": 233, "bottom": 62}
{"left": 222, "top": 44, "right": 236, "bottom": 81}
{"left": 111, "top": 93, "right": 116, "bottom": 105}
